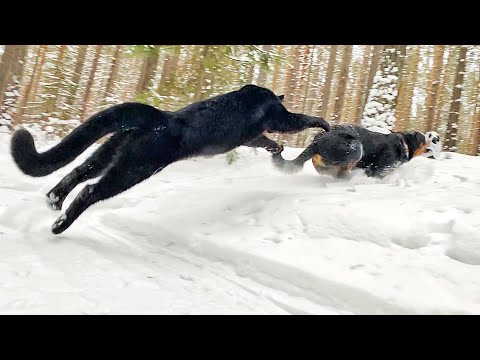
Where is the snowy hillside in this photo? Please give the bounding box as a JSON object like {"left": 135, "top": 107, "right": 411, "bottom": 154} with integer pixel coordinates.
{"left": 1, "top": 133, "right": 480, "bottom": 314}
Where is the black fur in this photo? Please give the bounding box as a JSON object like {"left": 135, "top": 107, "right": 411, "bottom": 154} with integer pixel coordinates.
{"left": 273, "top": 124, "right": 428, "bottom": 179}
{"left": 11, "top": 84, "right": 330, "bottom": 234}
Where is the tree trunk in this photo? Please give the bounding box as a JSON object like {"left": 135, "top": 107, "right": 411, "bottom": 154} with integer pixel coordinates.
{"left": 15, "top": 45, "right": 46, "bottom": 123}
{"left": 361, "top": 45, "right": 384, "bottom": 115}
{"left": 271, "top": 45, "right": 283, "bottom": 93}
{"left": 80, "top": 45, "right": 103, "bottom": 120}
{"left": 472, "top": 78, "right": 480, "bottom": 155}
{"left": 395, "top": 46, "right": 421, "bottom": 131}
{"left": 0, "top": 46, "right": 25, "bottom": 105}
{"left": 30, "top": 45, "right": 48, "bottom": 105}
{"left": 284, "top": 46, "right": 301, "bottom": 108}
{"left": 157, "top": 45, "right": 181, "bottom": 95}
{"left": 64, "top": 45, "right": 88, "bottom": 113}
{"left": 307, "top": 46, "right": 325, "bottom": 115}
{"left": 44, "top": 45, "right": 67, "bottom": 115}
{"left": 394, "top": 45, "right": 408, "bottom": 109}
{"left": 436, "top": 47, "right": 458, "bottom": 130}
{"left": 301, "top": 45, "right": 316, "bottom": 113}
{"left": 444, "top": 46, "right": 468, "bottom": 152}
{"left": 136, "top": 46, "right": 160, "bottom": 94}
{"left": 59, "top": 45, "right": 89, "bottom": 119}
{"left": 0, "top": 45, "right": 27, "bottom": 130}
{"left": 424, "top": 45, "right": 446, "bottom": 132}
{"left": 257, "top": 45, "right": 272, "bottom": 87}
{"left": 332, "top": 45, "right": 353, "bottom": 122}
{"left": 194, "top": 46, "right": 210, "bottom": 101}
{"left": 319, "top": 45, "right": 338, "bottom": 118}
{"left": 104, "top": 45, "right": 123, "bottom": 101}
{"left": 353, "top": 45, "right": 372, "bottom": 124}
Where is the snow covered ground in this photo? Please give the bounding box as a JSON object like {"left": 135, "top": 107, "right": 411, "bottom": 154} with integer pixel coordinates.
{"left": 1, "top": 132, "right": 480, "bottom": 315}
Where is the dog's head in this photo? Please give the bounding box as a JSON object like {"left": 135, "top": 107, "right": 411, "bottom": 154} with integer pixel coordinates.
{"left": 402, "top": 130, "right": 442, "bottom": 160}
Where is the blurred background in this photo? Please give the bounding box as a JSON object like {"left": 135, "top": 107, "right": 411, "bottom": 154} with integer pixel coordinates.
{"left": 0, "top": 45, "right": 479, "bottom": 154}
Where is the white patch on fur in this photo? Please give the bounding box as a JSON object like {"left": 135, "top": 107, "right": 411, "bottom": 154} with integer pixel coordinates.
{"left": 52, "top": 214, "right": 67, "bottom": 229}
{"left": 48, "top": 192, "right": 59, "bottom": 203}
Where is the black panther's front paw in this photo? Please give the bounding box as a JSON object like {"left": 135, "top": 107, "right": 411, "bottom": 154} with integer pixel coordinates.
{"left": 45, "top": 191, "right": 64, "bottom": 211}
{"left": 308, "top": 116, "right": 331, "bottom": 132}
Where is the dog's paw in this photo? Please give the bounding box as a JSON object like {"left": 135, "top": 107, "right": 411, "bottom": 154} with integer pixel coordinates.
{"left": 51, "top": 214, "right": 69, "bottom": 234}
{"left": 45, "top": 192, "right": 63, "bottom": 211}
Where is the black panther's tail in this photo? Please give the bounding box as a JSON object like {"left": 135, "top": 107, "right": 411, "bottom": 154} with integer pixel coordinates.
{"left": 272, "top": 143, "right": 316, "bottom": 174}
{"left": 11, "top": 102, "right": 168, "bottom": 177}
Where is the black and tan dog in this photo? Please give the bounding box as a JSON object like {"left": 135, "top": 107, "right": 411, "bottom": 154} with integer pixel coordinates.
{"left": 272, "top": 125, "right": 441, "bottom": 179}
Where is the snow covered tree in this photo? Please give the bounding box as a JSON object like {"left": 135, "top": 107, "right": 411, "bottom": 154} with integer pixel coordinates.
{"left": 361, "top": 46, "right": 403, "bottom": 132}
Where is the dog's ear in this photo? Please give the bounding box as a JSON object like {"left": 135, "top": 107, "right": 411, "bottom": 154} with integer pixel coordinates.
{"left": 278, "top": 95, "right": 285, "bottom": 102}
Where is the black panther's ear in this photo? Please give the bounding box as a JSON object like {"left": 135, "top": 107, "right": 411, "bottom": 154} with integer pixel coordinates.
{"left": 278, "top": 95, "right": 284, "bottom": 102}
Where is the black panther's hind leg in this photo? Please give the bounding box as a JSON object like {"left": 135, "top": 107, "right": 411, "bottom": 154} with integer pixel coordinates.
{"left": 50, "top": 132, "right": 178, "bottom": 235}
{"left": 46, "top": 131, "right": 134, "bottom": 211}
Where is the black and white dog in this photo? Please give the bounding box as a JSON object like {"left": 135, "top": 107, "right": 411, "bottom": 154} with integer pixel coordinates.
{"left": 272, "top": 125, "right": 441, "bottom": 178}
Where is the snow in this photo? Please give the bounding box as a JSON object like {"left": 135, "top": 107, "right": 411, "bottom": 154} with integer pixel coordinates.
{"left": 1, "top": 133, "right": 480, "bottom": 314}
